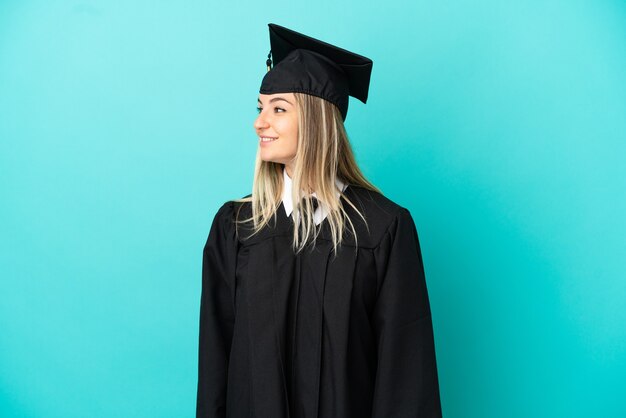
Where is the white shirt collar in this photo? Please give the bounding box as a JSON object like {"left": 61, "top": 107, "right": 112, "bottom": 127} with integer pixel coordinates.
{"left": 282, "top": 167, "right": 347, "bottom": 225}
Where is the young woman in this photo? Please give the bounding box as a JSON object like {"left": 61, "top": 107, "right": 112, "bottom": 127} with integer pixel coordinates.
{"left": 197, "top": 23, "right": 442, "bottom": 418}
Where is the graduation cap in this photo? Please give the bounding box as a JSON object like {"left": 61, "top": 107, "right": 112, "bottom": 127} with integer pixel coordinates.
{"left": 259, "top": 23, "right": 373, "bottom": 121}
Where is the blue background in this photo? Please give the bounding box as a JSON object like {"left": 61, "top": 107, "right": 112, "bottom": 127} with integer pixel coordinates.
{"left": 1, "top": 1, "right": 625, "bottom": 417}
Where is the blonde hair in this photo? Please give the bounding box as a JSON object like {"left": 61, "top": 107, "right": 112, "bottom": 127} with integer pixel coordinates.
{"left": 232, "top": 92, "right": 381, "bottom": 256}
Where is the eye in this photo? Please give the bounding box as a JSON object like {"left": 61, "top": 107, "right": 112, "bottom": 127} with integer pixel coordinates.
{"left": 256, "top": 106, "right": 263, "bottom": 114}
{"left": 275, "top": 107, "right": 285, "bottom": 113}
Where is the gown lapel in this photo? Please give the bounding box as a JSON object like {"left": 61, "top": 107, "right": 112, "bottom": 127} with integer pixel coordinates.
{"left": 245, "top": 231, "right": 291, "bottom": 417}
{"left": 244, "top": 188, "right": 353, "bottom": 418}
{"left": 290, "top": 238, "right": 332, "bottom": 418}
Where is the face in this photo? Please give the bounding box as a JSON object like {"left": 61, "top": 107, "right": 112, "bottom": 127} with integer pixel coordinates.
{"left": 254, "top": 93, "right": 298, "bottom": 166}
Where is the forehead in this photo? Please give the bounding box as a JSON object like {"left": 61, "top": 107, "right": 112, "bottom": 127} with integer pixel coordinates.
{"left": 258, "top": 92, "right": 296, "bottom": 103}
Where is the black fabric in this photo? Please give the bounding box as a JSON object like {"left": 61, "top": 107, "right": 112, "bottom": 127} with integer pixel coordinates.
{"left": 196, "top": 185, "right": 442, "bottom": 418}
{"left": 297, "top": 196, "right": 319, "bottom": 219}
{"left": 259, "top": 23, "right": 374, "bottom": 121}
{"left": 310, "top": 196, "right": 319, "bottom": 213}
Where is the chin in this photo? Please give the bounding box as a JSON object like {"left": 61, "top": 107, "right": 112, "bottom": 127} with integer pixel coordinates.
{"left": 260, "top": 155, "right": 280, "bottom": 164}
{"left": 260, "top": 153, "right": 290, "bottom": 165}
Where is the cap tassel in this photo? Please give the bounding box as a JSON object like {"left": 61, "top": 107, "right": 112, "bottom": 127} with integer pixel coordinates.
{"left": 266, "top": 50, "right": 272, "bottom": 72}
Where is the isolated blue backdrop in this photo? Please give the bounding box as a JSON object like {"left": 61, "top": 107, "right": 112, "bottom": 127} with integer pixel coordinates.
{"left": 1, "top": 1, "right": 624, "bottom": 417}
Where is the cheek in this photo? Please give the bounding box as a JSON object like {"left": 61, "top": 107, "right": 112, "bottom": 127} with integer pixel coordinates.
{"left": 276, "top": 118, "right": 298, "bottom": 142}
{"left": 290, "top": 124, "right": 298, "bottom": 143}
{"left": 289, "top": 117, "right": 299, "bottom": 142}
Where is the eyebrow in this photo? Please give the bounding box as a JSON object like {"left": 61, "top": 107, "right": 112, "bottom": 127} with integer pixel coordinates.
{"left": 258, "top": 97, "right": 293, "bottom": 105}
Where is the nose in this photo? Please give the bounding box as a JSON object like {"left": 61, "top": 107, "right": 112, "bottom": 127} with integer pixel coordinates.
{"left": 254, "top": 112, "right": 269, "bottom": 131}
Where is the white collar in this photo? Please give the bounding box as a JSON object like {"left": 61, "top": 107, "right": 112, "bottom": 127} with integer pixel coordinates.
{"left": 282, "top": 167, "right": 347, "bottom": 224}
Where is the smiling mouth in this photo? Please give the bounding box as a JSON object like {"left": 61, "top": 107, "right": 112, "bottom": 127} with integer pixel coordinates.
{"left": 260, "top": 136, "right": 278, "bottom": 142}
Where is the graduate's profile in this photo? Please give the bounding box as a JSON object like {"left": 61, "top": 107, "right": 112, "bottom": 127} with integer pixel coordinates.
{"left": 196, "top": 23, "right": 442, "bottom": 418}
{"left": 3, "top": 4, "right": 624, "bottom": 417}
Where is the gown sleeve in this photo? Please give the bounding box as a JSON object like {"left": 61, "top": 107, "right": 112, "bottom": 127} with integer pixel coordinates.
{"left": 371, "top": 207, "right": 443, "bottom": 418}
{"left": 196, "top": 202, "right": 238, "bottom": 418}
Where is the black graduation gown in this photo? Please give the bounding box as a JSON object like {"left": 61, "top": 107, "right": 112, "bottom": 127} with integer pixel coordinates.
{"left": 196, "top": 185, "right": 442, "bottom": 418}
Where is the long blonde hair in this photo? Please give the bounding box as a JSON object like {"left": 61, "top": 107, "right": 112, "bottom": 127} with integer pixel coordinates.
{"left": 232, "top": 92, "right": 381, "bottom": 255}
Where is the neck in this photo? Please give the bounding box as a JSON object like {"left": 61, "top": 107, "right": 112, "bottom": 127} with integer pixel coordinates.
{"left": 284, "top": 164, "right": 315, "bottom": 194}
{"left": 284, "top": 164, "right": 294, "bottom": 179}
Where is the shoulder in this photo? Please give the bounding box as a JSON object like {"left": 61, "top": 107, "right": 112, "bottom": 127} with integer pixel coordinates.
{"left": 346, "top": 185, "right": 405, "bottom": 217}
{"left": 344, "top": 185, "right": 412, "bottom": 248}
{"left": 209, "top": 193, "right": 250, "bottom": 228}
{"left": 216, "top": 193, "right": 252, "bottom": 215}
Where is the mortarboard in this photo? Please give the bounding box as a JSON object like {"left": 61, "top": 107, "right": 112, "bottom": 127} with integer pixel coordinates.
{"left": 259, "top": 23, "right": 373, "bottom": 121}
